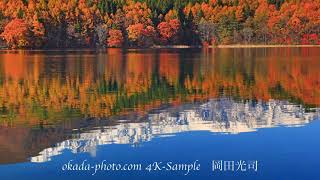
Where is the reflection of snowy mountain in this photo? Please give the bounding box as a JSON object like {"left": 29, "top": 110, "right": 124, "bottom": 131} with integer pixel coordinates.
{"left": 31, "top": 99, "right": 320, "bottom": 163}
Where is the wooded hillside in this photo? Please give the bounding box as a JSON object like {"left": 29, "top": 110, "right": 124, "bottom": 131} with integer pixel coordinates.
{"left": 0, "top": 0, "right": 319, "bottom": 48}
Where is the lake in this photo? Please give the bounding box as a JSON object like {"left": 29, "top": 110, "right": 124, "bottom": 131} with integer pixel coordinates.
{"left": 0, "top": 47, "right": 319, "bottom": 180}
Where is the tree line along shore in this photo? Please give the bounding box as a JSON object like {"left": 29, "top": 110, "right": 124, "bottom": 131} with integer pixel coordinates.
{"left": 0, "top": 0, "right": 319, "bottom": 49}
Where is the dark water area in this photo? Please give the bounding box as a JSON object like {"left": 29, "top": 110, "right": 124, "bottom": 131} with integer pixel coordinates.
{"left": 0, "top": 47, "right": 319, "bottom": 180}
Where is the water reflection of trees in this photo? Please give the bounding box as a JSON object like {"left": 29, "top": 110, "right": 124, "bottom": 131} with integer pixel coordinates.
{"left": 0, "top": 48, "right": 319, "bottom": 127}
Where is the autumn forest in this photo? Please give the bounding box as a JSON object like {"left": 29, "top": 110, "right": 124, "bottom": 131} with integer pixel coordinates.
{"left": 0, "top": 0, "right": 319, "bottom": 49}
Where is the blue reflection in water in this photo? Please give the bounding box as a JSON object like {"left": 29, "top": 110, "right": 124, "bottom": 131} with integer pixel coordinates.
{"left": 0, "top": 98, "right": 319, "bottom": 180}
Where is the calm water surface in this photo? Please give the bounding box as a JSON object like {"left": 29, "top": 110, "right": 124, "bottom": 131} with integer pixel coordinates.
{"left": 0, "top": 48, "right": 319, "bottom": 180}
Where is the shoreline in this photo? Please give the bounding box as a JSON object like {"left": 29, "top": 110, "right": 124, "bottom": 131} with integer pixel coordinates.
{"left": 0, "top": 44, "right": 319, "bottom": 51}
{"left": 153, "top": 44, "right": 320, "bottom": 49}
{"left": 214, "top": 44, "right": 320, "bottom": 48}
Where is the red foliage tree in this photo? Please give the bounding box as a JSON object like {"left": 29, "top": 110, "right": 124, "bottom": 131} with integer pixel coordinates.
{"left": 301, "top": 34, "right": 319, "bottom": 45}
{"left": 157, "top": 19, "right": 180, "bottom": 44}
{"left": 107, "top": 29, "right": 124, "bottom": 47}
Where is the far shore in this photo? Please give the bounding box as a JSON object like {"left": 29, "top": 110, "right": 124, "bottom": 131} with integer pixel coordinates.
{"left": 152, "top": 44, "right": 320, "bottom": 49}
{"left": 215, "top": 44, "right": 320, "bottom": 48}
{"left": 0, "top": 44, "right": 319, "bottom": 51}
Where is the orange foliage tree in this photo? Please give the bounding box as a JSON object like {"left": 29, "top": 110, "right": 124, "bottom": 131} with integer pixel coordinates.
{"left": 1, "top": 19, "right": 31, "bottom": 48}
{"left": 127, "top": 23, "right": 156, "bottom": 47}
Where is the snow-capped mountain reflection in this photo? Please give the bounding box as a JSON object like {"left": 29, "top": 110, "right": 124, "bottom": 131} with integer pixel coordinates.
{"left": 31, "top": 99, "right": 320, "bottom": 162}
